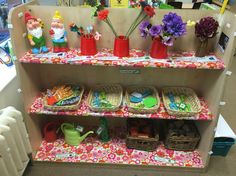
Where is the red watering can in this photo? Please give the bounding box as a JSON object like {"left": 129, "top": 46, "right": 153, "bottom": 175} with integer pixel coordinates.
{"left": 43, "top": 122, "right": 59, "bottom": 142}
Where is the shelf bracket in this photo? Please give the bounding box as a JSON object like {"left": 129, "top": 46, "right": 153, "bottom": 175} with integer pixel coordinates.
{"left": 226, "top": 71, "right": 232, "bottom": 76}
{"left": 22, "top": 33, "right": 27, "bottom": 38}
{"left": 18, "top": 12, "right": 23, "bottom": 18}
{"left": 219, "top": 101, "right": 226, "bottom": 106}
{"left": 17, "top": 88, "right": 22, "bottom": 93}
{"left": 208, "top": 151, "right": 213, "bottom": 155}
{"left": 226, "top": 23, "right": 231, "bottom": 28}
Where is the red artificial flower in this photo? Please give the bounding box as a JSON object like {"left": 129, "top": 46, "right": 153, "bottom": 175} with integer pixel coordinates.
{"left": 98, "top": 9, "right": 109, "bottom": 21}
{"left": 144, "top": 6, "right": 155, "bottom": 17}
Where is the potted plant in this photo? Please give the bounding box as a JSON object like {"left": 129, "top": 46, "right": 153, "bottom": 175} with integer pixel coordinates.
{"left": 139, "top": 12, "right": 186, "bottom": 59}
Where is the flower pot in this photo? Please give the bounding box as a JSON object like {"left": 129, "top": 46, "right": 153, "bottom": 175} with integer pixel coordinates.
{"left": 150, "top": 38, "right": 168, "bottom": 59}
{"left": 43, "top": 122, "right": 58, "bottom": 142}
{"left": 80, "top": 34, "right": 97, "bottom": 56}
{"left": 195, "top": 40, "right": 208, "bottom": 57}
{"left": 113, "top": 36, "right": 129, "bottom": 57}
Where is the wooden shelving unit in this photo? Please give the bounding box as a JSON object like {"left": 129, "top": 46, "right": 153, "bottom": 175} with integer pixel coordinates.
{"left": 9, "top": 1, "right": 236, "bottom": 174}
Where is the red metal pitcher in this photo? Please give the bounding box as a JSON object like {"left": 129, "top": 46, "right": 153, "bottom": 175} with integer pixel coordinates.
{"left": 43, "top": 122, "right": 59, "bottom": 142}
{"left": 150, "top": 38, "right": 168, "bottom": 59}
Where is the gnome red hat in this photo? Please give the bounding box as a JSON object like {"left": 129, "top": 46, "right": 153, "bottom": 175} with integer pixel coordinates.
{"left": 24, "top": 12, "right": 36, "bottom": 23}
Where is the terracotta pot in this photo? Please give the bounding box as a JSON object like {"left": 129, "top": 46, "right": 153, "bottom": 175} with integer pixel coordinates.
{"left": 80, "top": 34, "right": 97, "bottom": 56}
{"left": 150, "top": 38, "right": 168, "bottom": 59}
{"left": 113, "top": 35, "right": 129, "bottom": 57}
{"left": 43, "top": 122, "right": 58, "bottom": 142}
{"left": 195, "top": 39, "right": 208, "bottom": 57}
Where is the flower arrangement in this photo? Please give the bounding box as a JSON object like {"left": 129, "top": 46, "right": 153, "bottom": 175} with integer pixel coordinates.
{"left": 69, "top": 23, "right": 101, "bottom": 40}
{"left": 194, "top": 17, "right": 219, "bottom": 57}
{"left": 139, "top": 12, "right": 186, "bottom": 46}
{"left": 93, "top": 1, "right": 155, "bottom": 38}
{"left": 195, "top": 17, "right": 219, "bottom": 42}
{"left": 69, "top": 23, "right": 101, "bottom": 55}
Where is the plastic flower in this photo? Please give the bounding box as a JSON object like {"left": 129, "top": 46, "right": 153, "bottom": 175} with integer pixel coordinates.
{"left": 125, "top": 2, "right": 155, "bottom": 38}
{"left": 162, "top": 12, "right": 186, "bottom": 37}
{"left": 144, "top": 6, "right": 155, "bottom": 17}
{"left": 162, "top": 36, "right": 174, "bottom": 46}
{"left": 195, "top": 17, "right": 219, "bottom": 41}
{"left": 97, "top": 9, "right": 109, "bottom": 20}
{"left": 139, "top": 12, "right": 186, "bottom": 46}
{"left": 149, "top": 25, "right": 162, "bottom": 37}
{"left": 139, "top": 21, "right": 151, "bottom": 38}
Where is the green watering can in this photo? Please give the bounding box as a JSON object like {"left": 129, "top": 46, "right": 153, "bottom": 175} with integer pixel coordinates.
{"left": 61, "top": 123, "right": 94, "bottom": 146}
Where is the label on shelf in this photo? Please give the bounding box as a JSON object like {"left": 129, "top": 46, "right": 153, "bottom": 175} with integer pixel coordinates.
{"left": 172, "top": 55, "right": 218, "bottom": 63}
{"left": 95, "top": 56, "right": 120, "bottom": 61}
{"left": 119, "top": 68, "right": 140, "bottom": 74}
{"left": 34, "top": 52, "right": 65, "bottom": 58}
{"left": 55, "top": 153, "right": 76, "bottom": 159}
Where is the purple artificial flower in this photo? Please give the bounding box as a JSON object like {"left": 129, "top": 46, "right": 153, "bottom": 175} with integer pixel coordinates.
{"left": 139, "top": 21, "right": 151, "bottom": 38}
{"left": 162, "top": 12, "right": 186, "bottom": 38}
{"left": 149, "top": 25, "right": 162, "bottom": 37}
{"left": 162, "top": 36, "right": 174, "bottom": 46}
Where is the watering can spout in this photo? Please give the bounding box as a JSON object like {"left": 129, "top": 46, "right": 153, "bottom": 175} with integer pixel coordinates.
{"left": 79, "top": 131, "right": 94, "bottom": 143}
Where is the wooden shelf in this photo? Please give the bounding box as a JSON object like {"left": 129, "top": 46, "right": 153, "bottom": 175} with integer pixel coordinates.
{"left": 19, "top": 48, "right": 225, "bottom": 70}
{"left": 29, "top": 92, "right": 213, "bottom": 120}
{"left": 34, "top": 136, "right": 204, "bottom": 168}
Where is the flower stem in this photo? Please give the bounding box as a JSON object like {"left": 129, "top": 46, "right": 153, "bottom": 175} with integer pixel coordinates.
{"left": 125, "top": 10, "right": 143, "bottom": 38}
{"left": 127, "top": 15, "right": 148, "bottom": 37}
{"left": 106, "top": 17, "right": 118, "bottom": 37}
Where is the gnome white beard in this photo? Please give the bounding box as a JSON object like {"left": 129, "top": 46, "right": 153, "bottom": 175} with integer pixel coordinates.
{"left": 28, "top": 27, "right": 43, "bottom": 39}
{"left": 51, "top": 27, "right": 65, "bottom": 40}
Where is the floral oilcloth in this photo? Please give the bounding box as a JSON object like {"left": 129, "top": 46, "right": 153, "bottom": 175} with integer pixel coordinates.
{"left": 19, "top": 48, "right": 225, "bottom": 69}
{"left": 35, "top": 136, "right": 204, "bottom": 168}
{"left": 30, "top": 92, "right": 213, "bottom": 120}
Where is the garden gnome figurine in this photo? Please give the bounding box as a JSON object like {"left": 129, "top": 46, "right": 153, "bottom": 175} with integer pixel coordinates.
{"left": 25, "top": 12, "right": 48, "bottom": 54}
{"left": 49, "top": 11, "right": 68, "bottom": 53}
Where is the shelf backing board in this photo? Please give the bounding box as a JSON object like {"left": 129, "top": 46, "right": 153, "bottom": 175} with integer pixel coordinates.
{"left": 8, "top": 2, "right": 236, "bottom": 172}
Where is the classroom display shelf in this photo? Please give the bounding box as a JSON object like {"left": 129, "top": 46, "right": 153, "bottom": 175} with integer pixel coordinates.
{"left": 29, "top": 92, "right": 213, "bottom": 120}
{"left": 19, "top": 48, "right": 225, "bottom": 70}
{"left": 34, "top": 136, "right": 204, "bottom": 168}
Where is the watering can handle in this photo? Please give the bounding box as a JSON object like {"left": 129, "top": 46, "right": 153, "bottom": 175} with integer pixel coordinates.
{"left": 44, "top": 121, "right": 57, "bottom": 135}
{"left": 61, "top": 123, "right": 74, "bottom": 134}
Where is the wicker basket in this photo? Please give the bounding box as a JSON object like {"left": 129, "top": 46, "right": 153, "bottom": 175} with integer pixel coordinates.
{"left": 162, "top": 87, "right": 201, "bottom": 117}
{"left": 164, "top": 121, "right": 200, "bottom": 151}
{"left": 87, "top": 84, "right": 123, "bottom": 112}
{"left": 125, "top": 86, "right": 160, "bottom": 114}
{"left": 43, "top": 85, "right": 84, "bottom": 111}
{"left": 126, "top": 119, "right": 159, "bottom": 151}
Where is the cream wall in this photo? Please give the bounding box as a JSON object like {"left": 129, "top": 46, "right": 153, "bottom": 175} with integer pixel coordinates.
{"left": 0, "top": 76, "right": 24, "bottom": 112}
